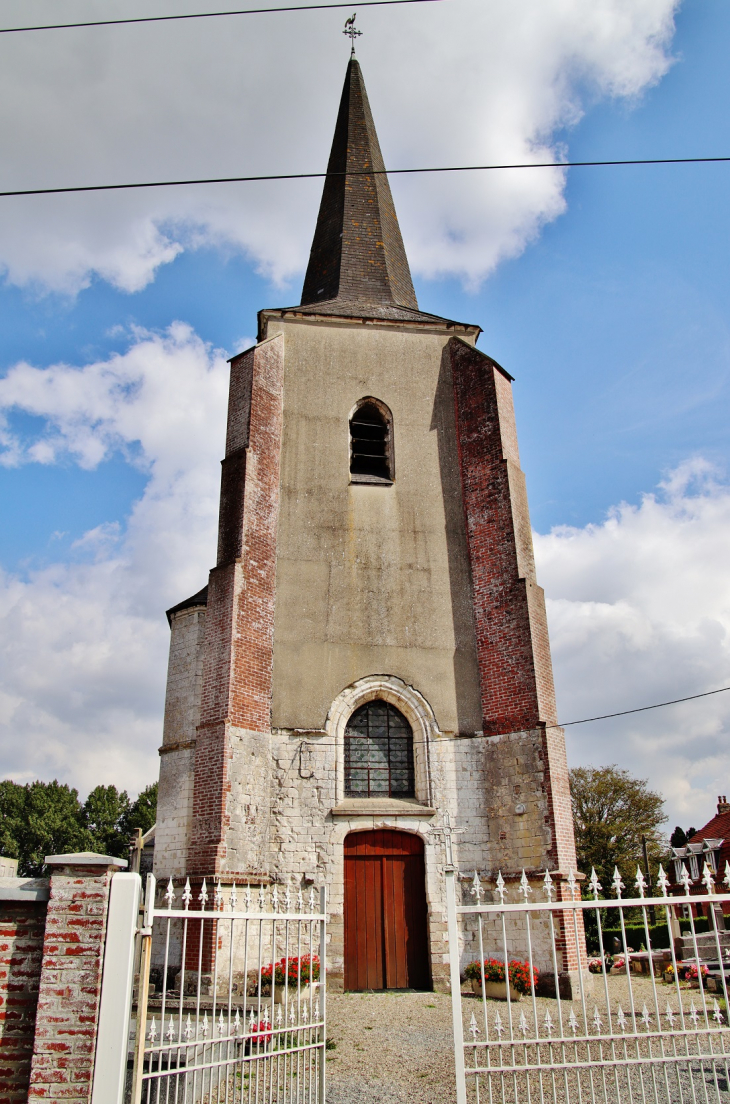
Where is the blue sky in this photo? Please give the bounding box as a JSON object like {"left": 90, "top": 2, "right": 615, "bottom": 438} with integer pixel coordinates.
{"left": 1, "top": 0, "right": 729, "bottom": 831}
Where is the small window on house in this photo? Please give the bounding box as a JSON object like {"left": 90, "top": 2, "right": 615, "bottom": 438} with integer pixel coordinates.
{"left": 349, "top": 399, "right": 394, "bottom": 484}
{"left": 345, "top": 701, "right": 414, "bottom": 798}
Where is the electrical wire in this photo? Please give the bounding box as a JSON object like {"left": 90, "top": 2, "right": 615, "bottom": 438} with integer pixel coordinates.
{"left": 2, "top": 155, "right": 730, "bottom": 200}
{"left": 290, "top": 685, "right": 730, "bottom": 747}
{"left": 0, "top": 0, "right": 445, "bottom": 35}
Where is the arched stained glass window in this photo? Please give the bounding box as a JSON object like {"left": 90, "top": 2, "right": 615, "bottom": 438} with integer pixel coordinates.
{"left": 344, "top": 701, "right": 415, "bottom": 798}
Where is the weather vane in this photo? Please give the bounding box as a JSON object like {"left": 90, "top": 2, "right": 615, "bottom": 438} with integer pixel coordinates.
{"left": 343, "top": 13, "right": 362, "bottom": 57}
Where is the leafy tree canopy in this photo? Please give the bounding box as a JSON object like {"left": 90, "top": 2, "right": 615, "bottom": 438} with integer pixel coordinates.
{"left": 570, "top": 765, "right": 667, "bottom": 893}
{"left": 0, "top": 779, "right": 157, "bottom": 876}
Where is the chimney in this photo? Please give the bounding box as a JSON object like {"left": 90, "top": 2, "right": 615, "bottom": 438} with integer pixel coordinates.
{"left": 718, "top": 795, "right": 730, "bottom": 814}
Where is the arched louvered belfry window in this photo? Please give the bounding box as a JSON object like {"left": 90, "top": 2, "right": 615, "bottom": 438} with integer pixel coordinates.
{"left": 349, "top": 398, "right": 394, "bottom": 484}
{"left": 344, "top": 701, "right": 415, "bottom": 798}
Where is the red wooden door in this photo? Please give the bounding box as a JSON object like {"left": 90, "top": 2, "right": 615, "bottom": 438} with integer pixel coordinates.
{"left": 344, "top": 830, "right": 430, "bottom": 991}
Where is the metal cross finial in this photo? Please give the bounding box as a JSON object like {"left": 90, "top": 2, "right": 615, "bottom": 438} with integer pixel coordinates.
{"left": 428, "top": 810, "right": 465, "bottom": 869}
{"left": 343, "top": 12, "right": 362, "bottom": 56}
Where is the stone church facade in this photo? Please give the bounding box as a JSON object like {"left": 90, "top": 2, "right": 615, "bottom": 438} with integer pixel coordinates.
{"left": 154, "top": 57, "right": 579, "bottom": 990}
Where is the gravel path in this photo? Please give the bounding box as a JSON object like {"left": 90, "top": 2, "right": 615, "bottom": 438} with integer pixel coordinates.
{"left": 324, "top": 978, "right": 730, "bottom": 1104}
{"left": 326, "top": 990, "right": 458, "bottom": 1104}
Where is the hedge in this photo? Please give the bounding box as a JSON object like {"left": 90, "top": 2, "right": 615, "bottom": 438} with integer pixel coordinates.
{"left": 599, "top": 924, "right": 670, "bottom": 950}
{"left": 599, "top": 916, "right": 719, "bottom": 951}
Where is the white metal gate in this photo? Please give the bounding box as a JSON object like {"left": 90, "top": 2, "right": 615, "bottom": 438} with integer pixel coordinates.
{"left": 446, "top": 861, "right": 730, "bottom": 1104}
{"left": 132, "top": 875, "right": 327, "bottom": 1104}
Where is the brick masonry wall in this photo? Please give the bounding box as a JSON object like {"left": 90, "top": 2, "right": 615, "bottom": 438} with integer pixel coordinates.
{"left": 0, "top": 900, "right": 47, "bottom": 1104}
{"left": 449, "top": 336, "right": 578, "bottom": 878}
{"left": 28, "top": 862, "right": 114, "bottom": 1102}
{"left": 188, "top": 334, "right": 285, "bottom": 878}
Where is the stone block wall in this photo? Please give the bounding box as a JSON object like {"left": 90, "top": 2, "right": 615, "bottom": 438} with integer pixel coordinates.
{"left": 155, "top": 604, "right": 206, "bottom": 880}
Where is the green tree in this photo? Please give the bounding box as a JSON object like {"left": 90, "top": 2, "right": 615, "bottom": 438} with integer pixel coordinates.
{"left": 83, "top": 785, "right": 131, "bottom": 858}
{"left": 0, "top": 780, "right": 91, "bottom": 876}
{"left": 570, "top": 765, "right": 667, "bottom": 892}
{"left": 0, "top": 778, "right": 158, "bottom": 875}
{"left": 121, "top": 782, "right": 157, "bottom": 839}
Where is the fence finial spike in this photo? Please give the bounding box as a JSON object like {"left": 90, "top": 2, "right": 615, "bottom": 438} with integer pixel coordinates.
{"left": 182, "top": 878, "right": 192, "bottom": 909}
{"left": 702, "top": 861, "right": 716, "bottom": 895}
{"left": 230, "top": 882, "right": 238, "bottom": 910}
{"left": 588, "top": 867, "right": 602, "bottom": 900}
{"left": 214, "top": 879, "right": 224, "bottom": 910}
{"left": 495, "top": 871, "right": 506, "bottom": 904}
{"left": 635, "top": 865, "right": 647, "bottom": 897}
{"left": 566, "top": 869, "right": 578, "bottom": 899}
{"left": 664, "top": 1003, "right": 675, "bottom": 1027}
{"left": 724, "top": 861, "right": 730, "bottom": 891}
{"left": 543, "top": 869, "right": 555, "bottom": 901}
{"left": 164, "top": 877, "right": 175, "bottom": 908}
{"left": 469, "top": 1011, "right": 480, "bottom": 1040}
{"left": 199, "top": 879, "right": 208, "bottom": 909}
{"left": 611, "top": 866, "right": 625, "bottom": 899}
{"left": 680, "top": 865, "right": 692, "bottom": 896}
{"left": 519, "top": 870, "right": 532, "bottom": 902}
{"left": 470, "top": 870, "right": 484, "bottom": 902}
{"left": 656, "top": 864, "right": 670, "bottom": 896}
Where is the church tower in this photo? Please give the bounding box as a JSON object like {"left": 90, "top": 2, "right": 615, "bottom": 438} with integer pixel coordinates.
{"left": 154, "top": 57, "right": 579, "bottom": 990}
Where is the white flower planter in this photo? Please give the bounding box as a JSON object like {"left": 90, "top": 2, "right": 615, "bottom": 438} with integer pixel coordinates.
{"left": 273, "top": 982, "right": 319, "bottom": 1005}
{"left": 471, "top": 978, "right": 522, "bottom": 1002}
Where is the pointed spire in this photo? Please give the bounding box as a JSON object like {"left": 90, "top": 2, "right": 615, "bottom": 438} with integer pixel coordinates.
{"left": 301, "top": 59, "right": 418, "bottom": 313}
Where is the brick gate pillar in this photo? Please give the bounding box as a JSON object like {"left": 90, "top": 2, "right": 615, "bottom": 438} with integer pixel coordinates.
{"left": 27, "top": 852, "right": 127, "bottom": 1102}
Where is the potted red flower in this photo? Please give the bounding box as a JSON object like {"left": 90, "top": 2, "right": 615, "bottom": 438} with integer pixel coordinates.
{"left": 261, "top": 955, "right": 320, "bottom": 1004}
{"left": 464, "top": 957, "right": 538, "bottom": 1001}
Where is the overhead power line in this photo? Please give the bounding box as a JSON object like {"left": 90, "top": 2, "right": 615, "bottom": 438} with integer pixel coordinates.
{"left": 0, "top": 0, "right": 445, "bottom": 35}
{"left": 289, "top": 685, "right": 730, "bottom": 748}
{"left": 2, "top": 155, "right": 730, "bottom": 200}
{"left": 549, "top": 684, "right": 730, "bottom": 731}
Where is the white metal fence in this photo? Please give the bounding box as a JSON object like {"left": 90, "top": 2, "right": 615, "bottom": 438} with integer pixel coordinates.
{"left": 130, "top": 875, "right": 327, "bottom": 1104}
{"left": 446, "top": 861, "right": 730, "bottom": 1104}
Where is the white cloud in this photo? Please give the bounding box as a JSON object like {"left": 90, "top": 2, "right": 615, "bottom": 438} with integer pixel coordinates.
{"left": 535, "top": 459, "right": 730, "bottom": 831}
{"left": 0, "top": 325, "right": 229, "bottom": 795}
{"left": 0, "top": 0, "right": 678, "bottom": 293}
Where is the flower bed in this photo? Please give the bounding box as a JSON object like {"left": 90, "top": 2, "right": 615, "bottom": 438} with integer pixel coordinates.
{"left": 464, "top": 957, "right": 538, "bottom": 995}
{"left": 261, "top": 954, "right": 320, "bottom": 989}
{"left": 588, "top": 955, "right": 613, "bottom": 974}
